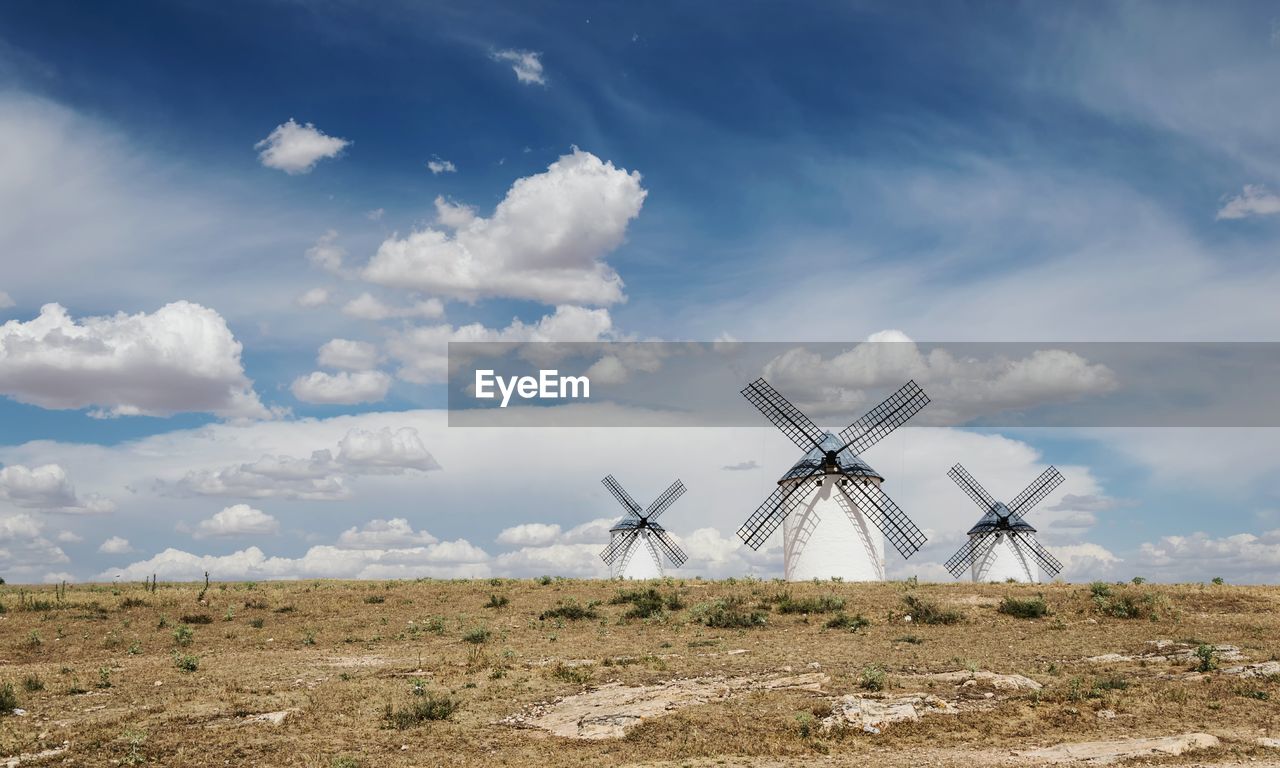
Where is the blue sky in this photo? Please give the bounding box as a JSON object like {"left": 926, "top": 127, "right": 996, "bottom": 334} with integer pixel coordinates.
{"left": 1, "top": 1, "right": 1279, "bottom": 583}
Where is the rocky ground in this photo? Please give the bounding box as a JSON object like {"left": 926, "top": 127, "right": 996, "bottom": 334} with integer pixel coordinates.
{"left": 1, "top": 579, "right": 1279, "bottom": 766}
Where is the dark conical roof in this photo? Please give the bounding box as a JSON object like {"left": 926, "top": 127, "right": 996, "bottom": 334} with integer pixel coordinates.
{"left": 965, "top": 502, "right": 1037, "bottom": 535}
{"left": 778, "top": 432, "right": 883, "bottom": 483}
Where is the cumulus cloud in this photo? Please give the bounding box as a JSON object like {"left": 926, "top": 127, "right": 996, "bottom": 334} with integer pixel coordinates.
{"left": 171, "top": 426, "right": 439, "bottom": 501}
{"left": 98, "top": 535, "right": 133, "bottom": 554}
{"left": 297, "top": 287, "right": 331, "bottom": 308}
{"left": 761, "top": 333, "right": 1117, "bottom": 423}
{"left": 193, "top": 504, "right": 279, "bottom": 538}
{"left": 291, "top": 370, "right": 391, "bottom": 405}
{"left": 55, "top": 530, "right": 82, "bottom": 543}
{"left": 427, "top": 157, "right": 457, "bottom": 174}
{"left": 496, "top": 522, "right": 562, "bottom": 547}
{"left": 342, "top": 293, "right": 444, "bottom": 321}
{"left": 387, "top": 304, "right": 612, "bottom": 383}
{"left": 491, "top": 49, "right": 545, "bottom": 85}
{"left": 0, "top": 291, "right": 13, "bottom": 309}
{"left": 1217, "top": 184, "right": 1280, "bottom": 220}
{"left": 306, "top": 230, "right": 345, "bottom": 273}
{"left": 1136, "top": 529, "right": 1280, "bottom": 583}
{"left": 363, "top": 149, "right": 645, "bottom": 306}
{"left": 0, "top": 513, "right": 68, "bottom": 579}
{"left": 317, "top": 339, "right": 380, "bottom": 371}
{"left": 0, "top": 463, "right": 115, "bottom": 513}
{"left": 255, "top": 119, "right": 349, "bottom": 174}
{"left": 336, "top": 518, "right": 437, "bottom": 549}
{"left": 0, "top": 302, "right": 269, "bottom": 419}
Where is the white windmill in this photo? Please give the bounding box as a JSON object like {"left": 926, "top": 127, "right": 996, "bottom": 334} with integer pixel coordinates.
{"left": 737, "top": 378, "right": 930, "bottom": 581}
{"left": 599, "top": 475, "right": 688, "bottom": 579}
{"left": 944, "top": 464, "right": 1064, "bottom": 583}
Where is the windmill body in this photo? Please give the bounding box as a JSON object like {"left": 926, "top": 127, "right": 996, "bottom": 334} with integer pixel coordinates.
{"left": 737, "top": 379, "right": 930, "bottom": 582}
{"left": 945, "top": 465, "right": 1065, "bottom": 584}
{"left": 599, "top": 476, "right": 688, "bottom": 580}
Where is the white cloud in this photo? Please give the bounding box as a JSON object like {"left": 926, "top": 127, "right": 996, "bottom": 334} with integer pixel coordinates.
{"left": 387, "top": 304, "right": 612, "bottom": 383}
{"left": 98, "top": 535, "right": 133, "bottom": 554}
{"left": 297, "top": 287, "right": 331, "bottom": 308}
{"left": 1136, "top": 530, "right": 1280, "bottom": 583}
{"left": 0, "top": 302, "right": 269, "bottom": 419}
{"left": 55, "top": 530, "right": 83, "bottom": 543}
{"left": 491, "top": 49, "right": 546, "bottom": 85}
{"left": 291, "top": 370, "right": 391, "bottom": 405}
{"left": 761, "top": 334, "right": 1117, "bottom": 422}
{"left": 0, "top": 463, "right": 115, "bottom": 514}
{"left": 317, "top": 339, "right": 379, "bottom": 371}
{"left": 341, "top": 293, "right": 444, "bottom": 321}
{"left": 306, "top": 230, "right": 345, "bottom": 273}
{"left": 427, "top": 157, "right": 457, "bottom": 174}
{"left": 363, "top": 149, "right": 645, "bottom": 306}
{"left": 496, "top": 522, "right": 562, "bottom": 547}
{"left": 0, "top": 513, "right": 42, "bottom": 540}
{"left": 722, "top": 460, "right": 760, "bottom": 471}
{"left": 366, "top": 208, "right": 385, "bottom": 221}
{"left": 0, "top": 291, "right": 13, "bottom": 309}
{"left": 255, "top": 119, "right": 349, "bottom": 174}
{"left": 336, "top": 518, "right": 438, "bottom": 549}
{"left": 193, "top": 504, "right": 279, "bottom": 539}
{"left": 171, "top": 426, "right": 439, "bottom": 501}
{"left": 1217, "top": 185, "right": 1280, "bottom": 220}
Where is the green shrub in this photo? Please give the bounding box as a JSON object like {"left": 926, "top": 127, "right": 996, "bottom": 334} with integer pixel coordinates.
{"left": 173, "top": 624, "right": 194, "bottom": 646}
{"left": 21, "top": 674, "right": 43, "bottom": 692}
{"left": 609, "top": 588, "right": 683, "bottom": 619}
{"left": 1195, "top": 644, "right": 1218, "bottom": 673}
{"left": 173, "top": 653, "right": 199, "bottom": 672}
{"left": 179, "top": 613, "right": 213, "bottom": 625}
{"left": 538, "top": 601, "right": 599, "bottom": 621}
{"left": 383, "top": 692, "right": 460, "bottom": 729}
{"left": 0, "top": 683, "right": 17, "bottom": 714}
{"left": 775, "top": 593, "right": 845, "bottom": 614}
{"left": 120, "top": 597, "right": 148, "bottom": 609}
{"left": 1089, "top": 582, "right": 1112, "bottom": 599}
{"left": 902, "top": 595, "right": 962, "bottom": 625}
{"left": 249, "top": 618, "right": 265, "bottom": 629}
{"left": 691, "top": 598, "right": 767, "bottom": 629}
{"left": 859, "top": 666, "right": 887, "bottom": 691}
{"left": 485, "top": 594, "right": 509, "bottom": 609}
{"left": 363, "top": 595, "right": 385, "bottom": 605}
{"left": 535, "top": 575, "right": 553, "bottom": 586}
{"left": 549, "top": 661, "right": 594, "bottom": 685}
{"left": 824, "top": 612, "right": 871, "bottom": 632}
{"left": 998, "top": 595, "right": 1050, "bottom": 619}
{"left": 462, "top": 628, "right": 491, "bottom": 644}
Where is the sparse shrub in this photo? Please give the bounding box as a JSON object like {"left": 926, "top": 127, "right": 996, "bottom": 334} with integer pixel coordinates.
{"left": 1089, "top": 582, "right": 1112, "bottom": 599}
{"left": 485, "top": 594, "right": 509, "bottom": 609}
{"left": 364, "top": 595, "right": 385, "bottom": 605}
{"left": 825, "top": 612, "right": 871, "bottom": 632}
{"left": 1195, "top": 644, "right": 1218, "bottom": 673}
{"left": 301, "top": 630, "right": 317, "bottom": 646}
{"left": 120, "top": 597, "right": 148, "bottom": 609}
{"left": 332, "top": 757, "right": 361, "bottom": 768}
{"left": 860, "top": 665, "right": 887, "bottom": 691}
{"left": 775, "top": 593, "right": 845, "bottom": 614}
{"left": 1090, "top": 675, "right": 1128, "bottom": 696}
{"left": 243, "top": 598, "right": 268, "bottom": 610}
{"left": 0, "top": 683, "right": 17, "bottom": 714}
{"left": 127, "top": 642, "right": 141, "bottom": 655}
{"left": 894, "top": 635, "right": 924, "bottom": 645}
{"left": 173, "top": 624, "right": 194, "bottom": 646}
{"left": 902, "top": 595, "right": 962, "bottom": 625}
{"left": 383, "top": 691, "right": 460, "bottom": 729}
{"left": 24, "top": 631, "right": 42, "bottom": 650}
{"left": 462, "top": 628, "right": 491, "bottom": 644}
{"left": 998, "top": 595, "right": 1050, "bottom": 619}
{"left": 274, "top": 605, "right": 295, "bottom": 614}
{"left": 22, "top": 674, "right": 43, "bottom": 692}
{"left": 1238, "top": 688, "right": 1270, "bottom": 700}
{"left": 1092, "top": 587, "right": 1171, "bottom": 621}
{"left": 97, "top": 667, "right": 113, "bottom": 688}
{"left": 249, "top": 618, "right": 265, "bottom": 629}
{"left": 691, "top": 598, "right": 767, "bottom": 629}
{"left": 539, "top": 601, "right": 599, "bottom": 621}
{"left": 173, "top": 653, "right": 199, "bottom": 672}
{"left": 180, "top": 613, "right": 213, "bottom": 625}
{"left": 1131, "top": 576, "right": 1146, "bottom": 585}
{"left": 610, "top": 588, "right": 683, "bottom": 619}
{"left": 549, "top": 661, "right": 593, "bottom": 685}
{"left": 1212, "top": 576, "right": 1225, "bottom": 585}
{"left": 535, "top": 575, "right": 553, "bottom": 586}
{"left": 425, "top": 616, "right": 446, "bottom": 634}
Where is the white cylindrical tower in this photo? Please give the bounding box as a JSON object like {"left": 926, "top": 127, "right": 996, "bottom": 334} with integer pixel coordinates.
{"left": 610, "top": 529, "right": 664, "bottom": 579}
{"left": 970, "top": 532, "right": 1038, "bottom": 583}
{"left": 779, "top": 433, "right": 887, "bottom": 582}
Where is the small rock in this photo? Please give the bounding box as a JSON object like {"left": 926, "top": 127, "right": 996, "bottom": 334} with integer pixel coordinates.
{"left": 781, "top": 665, "right": 793, "bottom": 673}
{"left": 863, "top": 724, "right": 881, "bottom": 734}
{"left": 808, "top": 662, "right": 821, "bottom": 670}
{"left": 1020, "top": 732, "right": 1219, "bottom": 764}
{"left": 10, "top": 708, "right": 26, "bottom": 717}
{"left": 1097, "top": 709, "right": 1117, "bottom": 720}
{"left": 726, "top": 649, "right": 747, "bottom": 655}
{"left": 1258, "top": 737, "right": 1280, "bottom": 749}
{"left": 154, "top": 680, "right": 163, "bottom": 687}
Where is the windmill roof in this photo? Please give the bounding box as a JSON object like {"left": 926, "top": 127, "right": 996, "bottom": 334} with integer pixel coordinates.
{"left": 965, "top": 502, "right": 1038, "bottom": 535}
{"left": 609, "top": 518, "right": 666, "bottom": 534}
{"left": 779, "top": 432, "right": 883, "bottom": 482}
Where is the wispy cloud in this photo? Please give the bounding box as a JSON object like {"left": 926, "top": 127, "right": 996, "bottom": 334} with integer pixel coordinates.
{"left": 1217, "top": 185, "right": 1280, "bottom": 220}
{"left": 491, "top": 49, "right": 545, "bottom": 85}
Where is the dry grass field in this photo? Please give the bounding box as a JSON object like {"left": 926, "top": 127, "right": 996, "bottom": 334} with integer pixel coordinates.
{"left": 2, "top": 577, "right": 1279, "bottom": 767}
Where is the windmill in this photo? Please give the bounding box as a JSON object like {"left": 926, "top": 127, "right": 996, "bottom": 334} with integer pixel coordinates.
{"left": 944, "top": 464, "right": 1065, "bottom": 583}
{"left": 737, "top": 378, "right": 930, "bottom": 581}
{"left": 599, "top": 475, "right": 688, "bottom": 579}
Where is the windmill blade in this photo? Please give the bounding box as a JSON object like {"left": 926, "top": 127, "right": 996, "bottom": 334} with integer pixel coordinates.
{"left": 836, "top": 476, "right": 928, "bottom": 559}
{"left": 947, "top": 463, "right": 998, "bottom": 514}
{"left": 737, "top": 470, "right": 823, "bottom": 550}
{"left": 644, "top": 480, "right": 686, "bottom": 522}
{"left": 1007, "top": 466, "right": 1065, "bottom": 521}
{"left": 602, "top": 475, "right": 644, "bottom": 517}
{"left": 649, "top": 528, "right": 688, "bottom": 568}
{"left": 1009, "top": 530, "right": 1063, "bottom": 577}
{"left": 740, "top": 378, "right": 826, "bottom": 452}
{"left": 837, "top": 380, "right": 930, "bottom": 456}
{"left": 600, "top": 529, "right": 639, "bottom": 565}
{"left": 944, "top": 533, "right": 999, "bottom": 579}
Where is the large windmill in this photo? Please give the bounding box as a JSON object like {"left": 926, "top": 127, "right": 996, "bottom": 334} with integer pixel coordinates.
{"left": 599, "top": 475, "right": 688, "bottom": 579}
{"left": 944, "top": 464, "right": 1064, "bottom": 583}
{"left": 737, "top": 378, "right": 930, "bottom": 581}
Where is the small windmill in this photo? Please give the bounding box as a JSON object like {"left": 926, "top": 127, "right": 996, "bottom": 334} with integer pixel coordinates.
{"left": 737, "top": 378, "right": 930, "bottom": 581}
{"left": 944, "top": 464, "right": 1064, "bottom": 583}
{"left": 599, "top": 475, "right": 688, "bottom": 579}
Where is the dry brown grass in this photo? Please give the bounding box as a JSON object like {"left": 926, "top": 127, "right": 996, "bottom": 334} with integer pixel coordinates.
{"left": 1, "top": 578, "right": 1278, "bottom": 766}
